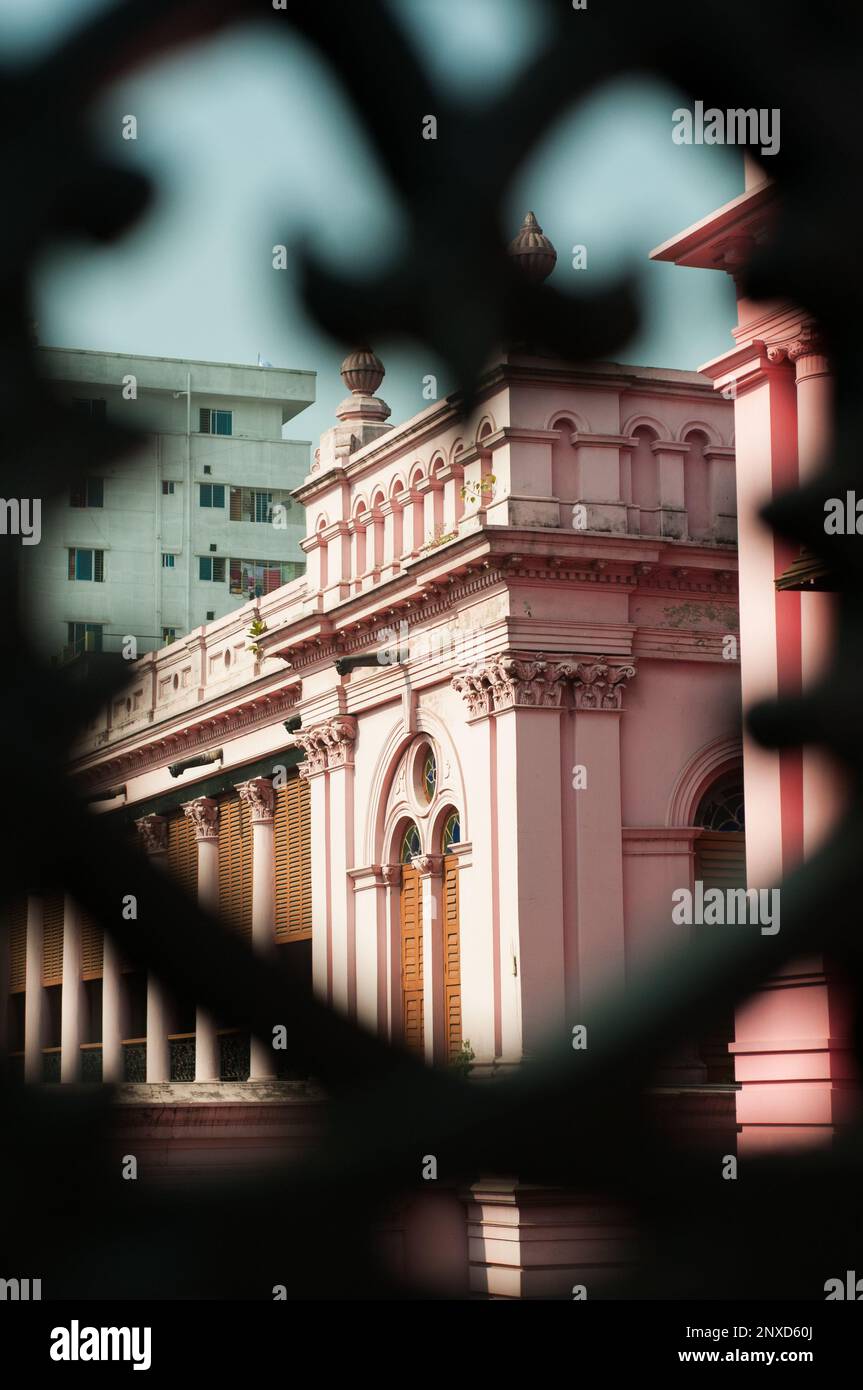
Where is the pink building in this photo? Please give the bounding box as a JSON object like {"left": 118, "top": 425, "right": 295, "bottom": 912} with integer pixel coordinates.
{"left": 3, "top": 218, "right": 752, "bottom": 1296}
{"left": 653, "top": 167, "right": 854, "bottom": 1155}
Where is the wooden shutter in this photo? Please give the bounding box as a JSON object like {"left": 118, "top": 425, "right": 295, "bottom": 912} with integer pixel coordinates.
{"left": 218, "top": 795, "right": 252, "bottom": 940}
{"left": 400, "top": 866, "right": 424, "bottom": 1054}
{"left": 42, "top": 894, "right": 64, "bottom": 985}
{"left": 696, "top": 830, "right": 746, "bottom": 890}
{"left": 696, "top": 830, "right": 746, "bottom": 1081}
{"left": 80, "top": 911, "right": 103, "bottom": 980}
{"left": 274, "top": 776, "right": 312, "bottom": 942}
{"left": 443, "top": 857, "right": 462, "bottom": 1061}
{"left": 167, "top": 811, "right": 198, "bottom": 898}
{"left": 8, "top": 897, "right": 27, "bottom": 993}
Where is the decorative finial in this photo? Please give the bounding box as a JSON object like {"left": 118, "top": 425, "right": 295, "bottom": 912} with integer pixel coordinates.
{"left": 340, "top": 346, "right": 385, "bottom": 396}
{"left": 508, "top": 211, "right": 557, "bottom": 285}
{"left": 335, "top": 346, "right": 390, "bottom": 425}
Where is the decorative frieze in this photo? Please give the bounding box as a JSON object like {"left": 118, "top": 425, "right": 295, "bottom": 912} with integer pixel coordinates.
{"left": 452, "top": 652, "right": 637, "bottom": 716}
{"left": 235, "top": 776, "right": 275, "bottom": 824}
{"left": 294, "top": 715, "right": 358, "bottom": 776}
{"left": 134, "top": 814, "right": 168, "bottom": 855}
{"left": 182, "top": 796, "right": 220, "bottom": 842}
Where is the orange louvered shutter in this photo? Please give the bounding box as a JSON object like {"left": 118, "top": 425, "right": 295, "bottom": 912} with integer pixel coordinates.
{"left": 443, "top": 857, "right": 462, "bottom": 1061}
{"left": 218, "top": 795, "right": 252, "bottom": 940}
{"left": 274, "top": 776, "right": 312, "bottom": 941}
{"left": 8, "top": 897, "right": 27, "bottom": 993}
{"left": 167, "top": 810, "right": 198, "bottom": 898}
{"left": 80, "top": 911, "right": 104, "bottom": 980}
{"left": 400, "top": 866, "right": 424, "bottom": 1053}
{"left": 42, "top": 894, "right": 65, "bottom": 985}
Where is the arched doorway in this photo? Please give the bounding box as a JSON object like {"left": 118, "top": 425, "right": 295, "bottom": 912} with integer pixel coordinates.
{"left": 441, "top": 810, "right": 462, "bottom": 1062}
{"left": 399, "top": 823, "right": 423, "bottom": 1054}
{"left": 695, "top": 772, "right": 745, "bottom": 1082}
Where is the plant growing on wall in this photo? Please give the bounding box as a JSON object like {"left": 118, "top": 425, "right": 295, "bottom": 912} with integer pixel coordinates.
{"left": 449, "top": 1039, "right": 475, "bottom": 1079}
{"left": 460, "top": 474, "right": 496, "bottom": 507}
{"left": 246, "top": 617, "right": 268, "bottom": 660}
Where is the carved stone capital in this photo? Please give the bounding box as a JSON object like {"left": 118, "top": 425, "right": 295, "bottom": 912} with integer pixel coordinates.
{"left": 411, "top": 853, "right": 443, "bottom": 877}
{"left": 294, "top": 715, "right": 358, "bottom": 775}
{"left": 381, "top": 864, "right": 403, "bottom": 888}
{"left": 572, "top": 656, "right": 637, "bottom": 711}
{"left": 182, "top": 795, "right": 220, "bottom": 842}
{"left": 135, "top": 814, "right": 168, "bottom": 855}
{"left": 767, "top": 326, "right": 828, "bottom": 366}
{"left": 451, "top": 652, "right": 574, "bottom": 717}
{"left": 235, "top": 776, "right": 275, "bottom": 823}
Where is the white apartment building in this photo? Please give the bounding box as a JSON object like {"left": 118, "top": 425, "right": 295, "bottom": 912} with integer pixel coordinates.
{"left": 30, "top": 348, "right": 316, "bottom": 660}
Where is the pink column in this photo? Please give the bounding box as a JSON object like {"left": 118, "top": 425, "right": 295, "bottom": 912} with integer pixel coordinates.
{"left": 60, "top": 895, "right": 85, "bottom": 1082}
{"left": 236, "top": 777, "right": 276, "bottom": 1081}
{"left": 23, "top": 896, "right": 45, "bottom": 1083}
{"left": 101, "top": 928, "right": 125, "bottom": 1084}
{"left": 716, "top": 335, "right": 850, "bottom": 1151}
{"left": 350, "top": 865, "right": 386, "bottom": 1035}
{"left": 571, "top": 659, "right": 636, "bottom": 1007}
{"left": 183, "top": 797, "right": 220, "bottom": 1083}
{"left": 650, "top": 439, "right": 688, "bottom": 539}
{"left": 294, "top": 718, "right": 357, "bottom": 1015}
{"left": 382, "top": 864, "right": 402, "bottom": 1041}
{"left": 413, "top": 854, "right": 445, "bottom": 1065}
{"left": 480, "top": 656, "right": 570, "bottom": 1059}
{"left": 135, "top": 814, "right": 171, "bottom": 1084}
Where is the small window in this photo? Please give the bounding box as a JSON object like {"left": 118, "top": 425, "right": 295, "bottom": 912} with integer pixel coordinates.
{"left": 66, "top": 622, "right": 103, "bottom": 656}
{"left": 198, "top": 408, "right": 232, "bottom": 436}
{"left": 162, "top": 627, "right": 177, "bottom": 644}
{"left": 442, "top": 811, "right": 461, "bottom": 855}
{"left": 199, "top": 556, "right": 226, "bottom": 582}
{"left": 69, "top": 477, "right": 104, "bottom": 508}
{"left": 199, "top": 483, "right": 225, "bottom": 508}
{"left": 68, "top": 548, "right": 104, "bottom": 582}
{"left": 161, "top": 480, "right": 175, "bottom": 495}
{"left": 252, "top": 490, "right": 273, "bottom": 524}
{"left": 400, "top": 824, "right": 422, "bottom": 864}
{"left": 162, "top": 553, "right": 175, "bottom": 568}
{"left": 206, "top": 610, "right": 215, "bottom": 621}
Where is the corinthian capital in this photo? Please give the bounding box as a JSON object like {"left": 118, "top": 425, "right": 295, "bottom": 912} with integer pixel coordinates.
{"left": 182, "top": 796, "right": 220, "bottom": 841}
{"left": 572, "top": 656, "right": 636, "bottom": 711}
{"left": 235, "top": 776, "right": 275, "bottom": 823}
{"left": 451, "top": 652, "right": 574, "bottom": 717}
{"left": 135, "top": 813, "right": 168, "bottom": 854}
{"left": 294, "top": 715, "right": 358, "bottom": 775}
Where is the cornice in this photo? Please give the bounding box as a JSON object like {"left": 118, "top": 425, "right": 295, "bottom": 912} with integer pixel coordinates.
{"left": 73, "top": 680, "right": 301, "bottom": 789}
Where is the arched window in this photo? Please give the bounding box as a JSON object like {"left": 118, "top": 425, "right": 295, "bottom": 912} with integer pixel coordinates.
{"left": 400, "top": 823, "right": 421, "bottom": 863}
{"left": 696, "top": 774, "right": 745, "bottom": 831}
{"left": 441, "top": 811, "right": 461, "bottom": 854}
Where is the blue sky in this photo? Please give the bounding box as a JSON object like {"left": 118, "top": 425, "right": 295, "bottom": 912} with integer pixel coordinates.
{"left": 3, "top": 0, "right": 740, "bottom": 446}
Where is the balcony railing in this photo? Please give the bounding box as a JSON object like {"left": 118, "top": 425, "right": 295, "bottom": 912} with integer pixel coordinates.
{"left": 121, "top": 1039, "right": 147, "bottom": 1082}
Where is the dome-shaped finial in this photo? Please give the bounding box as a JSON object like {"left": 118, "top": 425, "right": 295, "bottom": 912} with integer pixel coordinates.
{"left": 508, "top": 211, "right": 557, "bottom": 284}
{"left": 340, "top": 346, "right": 385, "bottom": 396}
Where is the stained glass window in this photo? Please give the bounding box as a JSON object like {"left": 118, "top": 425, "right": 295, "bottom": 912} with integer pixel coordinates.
{"left": 400, "top": 823, "right": 421, "bottom": 863}
{"left": 422, "top": 749, "right": 437, "bottom": 802}
{"left": 442, "top": 811, "right": 460, "bottom": 854}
